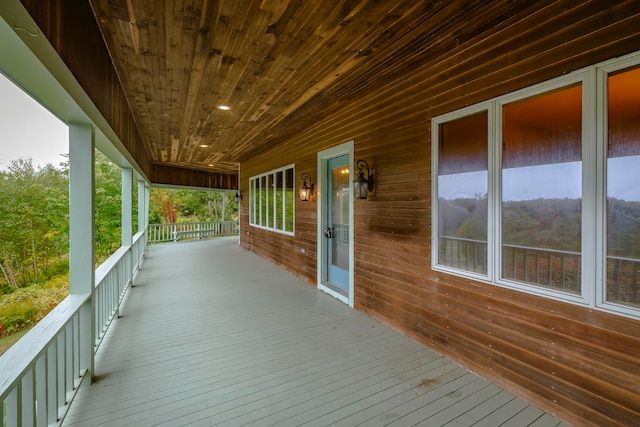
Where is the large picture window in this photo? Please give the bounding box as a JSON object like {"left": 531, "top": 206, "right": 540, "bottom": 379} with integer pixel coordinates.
{"left": 433, "top": 52, "right": 640, "bottom": 319}
{"left": 437, "top": 110, "right": 488, "bottom": 276}
{"left": 604, "top": 64, "right": 640, "bottom": 311}
{"left": 501, "top": 84, "right": 582, "bottom": 295}
{"left": 249, "top": 164, "right": 295, "bottom": 234}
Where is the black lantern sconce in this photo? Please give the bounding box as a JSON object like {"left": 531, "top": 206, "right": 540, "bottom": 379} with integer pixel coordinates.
{"left": 234, "top": 191, "right": 242, "bottom": 203}
{"left": 299, "top": 172, "right": 314, "bottom": 202}
{"left": 353, "top": 160, "right": 374, "bottom": 200}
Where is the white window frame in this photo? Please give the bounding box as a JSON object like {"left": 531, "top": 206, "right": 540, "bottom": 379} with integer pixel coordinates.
{"left": 249, "top": 164, "right": 295, "bottom": 235}
{"left": 595, "top": 53, "right": 640, "bottom": 319}
{"left": 432, "top": 50, "right": 640, "bottom": 320}
{"left": 431, "top": 102, "right": 494, "bottom": 283}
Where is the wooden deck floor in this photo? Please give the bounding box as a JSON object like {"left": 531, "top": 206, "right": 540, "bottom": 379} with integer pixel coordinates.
{"left": 63, "top": 237, "right": 568, "bottom": 427}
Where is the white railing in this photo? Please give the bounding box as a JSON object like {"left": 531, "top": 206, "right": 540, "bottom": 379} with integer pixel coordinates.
{"left": 94, "top": 230, "right": 146, "bottom": 348}
{"left": 0, "top": 230, "right": 146, "bottom": 426}
{"left": 147, "top": 221, "right": 239, "bottom": 243}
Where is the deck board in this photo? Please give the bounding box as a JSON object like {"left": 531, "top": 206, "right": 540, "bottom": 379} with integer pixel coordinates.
{"left": 63, "top": 237, "right": 568, "bottom": 426}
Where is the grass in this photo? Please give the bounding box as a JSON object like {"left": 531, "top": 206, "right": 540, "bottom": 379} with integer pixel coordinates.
{"left": 0, "top": 329, "right": 28, "bottom": 356}
{"left": 0, "top": 274, "right": 69, "bottom": 354}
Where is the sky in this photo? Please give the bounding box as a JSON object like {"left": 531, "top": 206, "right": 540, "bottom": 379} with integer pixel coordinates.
{"left": 0, "top": 73, "right": 68, "bottom": 170}
{"left": 439, "top": 158, "right": 640, "bottom": 202}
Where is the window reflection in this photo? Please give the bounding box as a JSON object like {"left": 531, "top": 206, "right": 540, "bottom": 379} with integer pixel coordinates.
{"left": 502, "top": 84, "right": 582, "bottom": 294}
{"left": 437, "top": 111, "right": 488, "bottom": 274}
{"left": 285, "top": 168, "right": 294, "bottom": 232}
{"left": 266, "top": 174, "right": 273, "bottom": 228}
{"left": 260, "top": 176, "right": 267, "bottom": 227}
{"left": 249, "top": 179, "right": 255, "bottom": 224}
{"left": 606, "top": 65, "right": 640, "bottom": 307}
{"left": 275, "top": 171, "right": 284, "bottom": 230}
{"left": 249, "top": 165, "right": 294, "bottom": 234}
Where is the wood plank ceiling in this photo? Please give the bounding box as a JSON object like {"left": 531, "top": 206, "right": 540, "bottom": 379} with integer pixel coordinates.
{"left": 89, "top": 0, "right": 521, "bottom": 175}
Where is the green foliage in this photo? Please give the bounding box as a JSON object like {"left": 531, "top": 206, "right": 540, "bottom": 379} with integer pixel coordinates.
{"left": 0, "top": 274, "right": 69, "bottom": 338}
{"left": 254, "top": 187, "right": 294, "bottom": 231}
{"left": 502, "top": 198, "right": 581, "bottom": 251}
{"left": 95, "top": 151, "right": 122, "bottom": 262}
{"left": 438, "top": 196, "right": 488, "bottom": 240}
{"left": 0, "top": 152, "right": 128, "bottom": 284}
{"left": 607, "top": 197, "right": 640, "bottom": 258}
{"left": 0, "top": 150, "right": 238, "bottom": 343}
{"left": 149, "top": 188, "right": 238, "bottom": 224}
{"left": 442, "top": 194, "right": 640, "bottom": 257}
{"left": 0, "top": 158, "right": 69, "bottom": 288}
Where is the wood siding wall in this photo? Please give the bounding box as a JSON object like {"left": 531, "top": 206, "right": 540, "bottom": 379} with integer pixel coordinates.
{"left": 240, "top": 2, "right": 640, "bottom": 426}
{"left": 19, "top": 0, "right": 150, "bottom": 175}
{"left": 19, "top": 0, "right": 233, "bottom": 190}
{"left": 150, "top": 163, "right": 238, "bottom": 190}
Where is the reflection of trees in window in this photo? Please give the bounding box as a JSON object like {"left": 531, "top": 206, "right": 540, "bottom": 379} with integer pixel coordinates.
{"left": 433, "top": 56, "right": 640, "bottom": 315}
{"left": 607, "top": 65, "right": 640, "bottom": 307}
{"left": 501, "top": 85, "right": 582, "bottom": 294}
{"left": 275, "top": 171, "right": 283, "bottom": 231}
{"left": 285, "top": 167, "right": 294, "bottom": 233}
{"left": 249, "top": 165, "right": 295, "bottom": 235}
{"left": 260, "top": 176, "right": 267, "bottom": 227}
{"left": 437, "top": 111, "right": 488, "bottom": 274}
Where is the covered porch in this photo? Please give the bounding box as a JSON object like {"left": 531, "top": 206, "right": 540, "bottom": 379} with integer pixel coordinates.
{"left": 63, "top": 237, "right": 565, "bottom": 426}
{"left": 2, "top": 1, "right": 639, "bottom": 425}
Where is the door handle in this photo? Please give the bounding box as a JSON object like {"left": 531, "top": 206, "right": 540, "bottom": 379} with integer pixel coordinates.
{"left": 324, "top": 226, "right": 334, "bottom": 239}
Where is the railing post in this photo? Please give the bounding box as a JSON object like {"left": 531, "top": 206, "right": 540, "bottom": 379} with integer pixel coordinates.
{"left": 21, "top": 368, "right": 35, "bottom": 426}
{"left": 69, "top": 123, "right": 96, "bottom": 383}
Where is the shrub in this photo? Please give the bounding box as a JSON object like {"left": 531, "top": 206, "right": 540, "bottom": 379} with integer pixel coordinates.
{"left": 0, "top": 274, "right": 69, "bottom": 338}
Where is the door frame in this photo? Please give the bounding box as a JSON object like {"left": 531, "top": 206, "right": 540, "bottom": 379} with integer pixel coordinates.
{"left": 317, "top": 140, "right": 355, "bottom": 307}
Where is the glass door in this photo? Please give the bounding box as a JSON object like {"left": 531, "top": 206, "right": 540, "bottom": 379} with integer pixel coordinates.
{"left": 325, "top": 155, "right": 350, "bottom": 294}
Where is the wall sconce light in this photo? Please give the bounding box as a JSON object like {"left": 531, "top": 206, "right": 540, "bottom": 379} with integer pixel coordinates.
{"left": 234, "top": 191, "right": 242, "bottom": 203}
{"left": 299, "top": 172, "right": 314, "bottom": 202}
{"left": 353, "top": 160, "right": 374, "bottom": 200}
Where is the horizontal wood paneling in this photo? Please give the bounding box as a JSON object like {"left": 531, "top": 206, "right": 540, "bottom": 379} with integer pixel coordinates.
{"left": 241, "top": 154, "right": 318, "bottom": 284}
{"left": 19, "top": 0, "right": 150, "bottom": 175}
{"left": 20, "top": 0, "right": 231, "bottom": 189}
{"left": 149, "top": 163, "right": 237, "bottom": 190}
{"left": 240, "top": 1, "right": 640, "bottom": 426}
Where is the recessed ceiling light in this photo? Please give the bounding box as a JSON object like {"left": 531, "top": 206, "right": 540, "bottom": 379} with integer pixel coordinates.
{"left": 208, "top": 164, "right": 214, "bottom": 167}
{"left": 199, "top": 144, "right": 209, "bottom": 148}
{"left": 218, "top": 105, "right": 231, "bottom": 111}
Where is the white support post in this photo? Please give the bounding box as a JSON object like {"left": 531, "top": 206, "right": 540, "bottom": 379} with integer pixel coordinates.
{"left": 122, "top": 168, "right": 133, "bottom": 247}
{"left": 138, "top": 180, "right": 146, "bottom": 233}
{"left": 145, "top": 184, "right": 150, "bottom": 231}
{"left": 69, "top": 123, "right": 95, "bottom": 382}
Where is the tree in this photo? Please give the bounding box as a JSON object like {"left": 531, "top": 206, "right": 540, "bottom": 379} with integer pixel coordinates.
{"left": 150, "top": 188, "right": 179, "bottom": 223}
{"left": 148, "top": 188, "right": 238, "bottom": 224}
{"left": 94, "top": 151, "right": 122, "bottom": 263}
{"left": 0, "top": 158, "right": 68, "bottom": 288}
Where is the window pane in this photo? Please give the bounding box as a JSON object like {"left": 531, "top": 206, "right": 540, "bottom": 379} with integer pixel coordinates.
{"left": 260, "top": 176, "right": 267, "bottom": 227}
{"left": 606, "top": 65, "right": 640, "bottom": 307}
{"left": 502, "top": 84, "right": 582, "bottom": 294}
{"left": 249, "top": 178, "right": 255, "bottom": 224}
{"left": 285, "top": 168, "right": 294, "bottom": 232}
{"left": 249, "top": 167, "right": 294, "bottom": 233}
{"left": 266, "top": 174, "right": 273, "bottom": 228}
{"left": 275, "top": 171, "right": 284, "bottom": 230}
{"left": 437, "top": 111, "right": 488, "bottom": 274}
